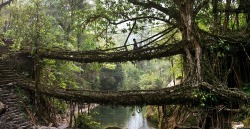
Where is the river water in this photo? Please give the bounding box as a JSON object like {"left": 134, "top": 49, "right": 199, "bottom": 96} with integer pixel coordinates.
{"left": 90, "top": 106, "right": 158, "bottom": 129}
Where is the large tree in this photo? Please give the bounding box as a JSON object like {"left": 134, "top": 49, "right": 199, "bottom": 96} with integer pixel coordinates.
{"left": 85, "top": 0, "right": 250, "bottom": 128}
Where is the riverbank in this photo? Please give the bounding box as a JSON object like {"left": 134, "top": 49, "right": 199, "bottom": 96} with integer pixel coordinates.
{"left": 55, "top": 103, "right": 98, "bottom": 128}
{"left": 31, "top": 105, "right": 159, "bottom": 129}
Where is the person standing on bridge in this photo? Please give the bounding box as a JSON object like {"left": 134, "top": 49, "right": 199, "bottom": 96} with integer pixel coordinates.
{"left": 133, "top": 38, "right": 138, "bottom": 50}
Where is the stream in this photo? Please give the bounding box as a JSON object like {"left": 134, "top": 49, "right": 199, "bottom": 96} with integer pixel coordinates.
{"left": 90, "top": 106, "right": 158, "bottom": 129}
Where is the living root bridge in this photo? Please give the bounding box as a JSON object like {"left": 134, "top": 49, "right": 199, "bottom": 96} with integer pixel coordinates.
{"left": 36, "top": 41, "right": 184, "bottom": 63}
{"left": 16, "top": 80, "right": 250, "bottom": 106}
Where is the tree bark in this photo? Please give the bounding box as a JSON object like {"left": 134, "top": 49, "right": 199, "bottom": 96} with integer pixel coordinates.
{"left": 174, "top": 0, "right": 202, "bottom": 82}
{"left": 223, "top": 0, "right": 231, "bottom": 31}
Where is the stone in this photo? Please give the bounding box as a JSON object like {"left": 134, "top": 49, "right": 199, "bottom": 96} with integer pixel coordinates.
{"left": 0, "top": 101, "right": 6, "bottom": 116}
{"left": 31, "top": 126, "right": 58, "bottom": 129}
{"left": 232, "top": 121, "right": 244, "bottom": 129}
{"left": 105, "top": 127, "right": 122, "bottom": 129}
{"left": 58, "top": 124, "right": 68, "bottom": 129}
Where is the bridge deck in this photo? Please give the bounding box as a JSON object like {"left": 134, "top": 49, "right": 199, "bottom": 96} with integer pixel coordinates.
{"left": 0, "top": 53, "right": 250, "bottom": 108}
{"left": 16, "top": 81, "right": 249, "bottom": 106}
{"left": 0, "top": 57, "right": 249, "bottom": 107}
{"left": 37, "top": 41, "right": 183, "bottom": 63}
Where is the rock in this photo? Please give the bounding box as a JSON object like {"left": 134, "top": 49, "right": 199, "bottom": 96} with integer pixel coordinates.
{"left": 30, "top": 121, "right": 68, "bottom": 129}
{"left": 105, "top": 127, "right": 122, "bottom": 129}
{"left": 0, "top": 101, "right": 6, "bottom": 116}
{"left": 7, "top": 82, "right": 14, "bottom": 86}
{"left": 31, "top": 126, "right": 58, "bottom": 129}
{"left": 232, "top": 121, "right": 244, "bottom": 129}
{"left": 39, "top": 126, "right": 57, "bottom": 129}
{"left": 58, "top": 124, "right": 68, "bottom": 129}
{"left": 31, "top": 124, "right": 59, "bottom": 129}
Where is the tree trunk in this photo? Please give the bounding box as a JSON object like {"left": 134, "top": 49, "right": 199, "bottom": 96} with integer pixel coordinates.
{"left": 223, "top": 0, "right": 231, "bottom": 31}
{"left": 174, "top": 0, "right": 202, "bottom": 82}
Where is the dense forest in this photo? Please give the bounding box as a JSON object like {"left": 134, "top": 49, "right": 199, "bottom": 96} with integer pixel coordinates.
{"left": 0, "top": 0, "right": 250, "bottom": 129}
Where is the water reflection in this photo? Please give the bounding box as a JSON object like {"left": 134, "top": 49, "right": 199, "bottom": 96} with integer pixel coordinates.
{"left": 90, "top": 106, "right": 157, "bottom": 129}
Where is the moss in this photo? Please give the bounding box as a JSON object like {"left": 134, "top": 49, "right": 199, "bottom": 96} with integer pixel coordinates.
{"left": 243, "top": 117, "right": 250, "bottom": 127}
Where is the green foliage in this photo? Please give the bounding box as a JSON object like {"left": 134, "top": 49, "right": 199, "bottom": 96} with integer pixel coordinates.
{"left": 168, "top": 55, "right": 183, "bottom": 80}
{"left": 139, "top": 73, "right": 160, "bottom": 90}
{"left": 243, "top": 83, "right": 250, "bottom": 95}
{"left": 196, "top": 4, "right": 213, "bottom": 32}
{"left": 0, "top": 40, "right": 5, "bottom": 46}
{"left": 237, "top": 105, "right": 250, "bottom": 121}
{"left": 100, "top": 63, "right": 125, "bottom": 90}
{"left": 52, "top": 99, "right": 67, "bottom": 114}
{"left": 41, "top": 60, "right": 83, "bottom": 89}
{"left": 75, "top": 114, "right": 101, "bottom": 129}
{"left": 5, "top": 0, "right": 57, "bottom": 51}
{"left": 120, "top": 59, "right": 172, "bottom": 90}
{"left": 1, "top": 0, "right": 181, "bottom": 92}
{"left": 192, "top": 89, "right": 217, "bottom": 107}
{"left": 145, "top": 106, "right": 159, "bottom": 124}
{"left": 1, "top": 0, "right": 104, "bottom": 92}
{"left": 121, "top": 62, "right": 142, "bottom": 90}
{"left": 3, "top": 0, "right": 99, "bottom": 52}
{"left": 208, "top": 38, "right": 232, "bottom": 58}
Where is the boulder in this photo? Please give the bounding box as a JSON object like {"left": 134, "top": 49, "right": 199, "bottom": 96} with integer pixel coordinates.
{"left": 232, "top": 121, "right": 244, "bottom": 129}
